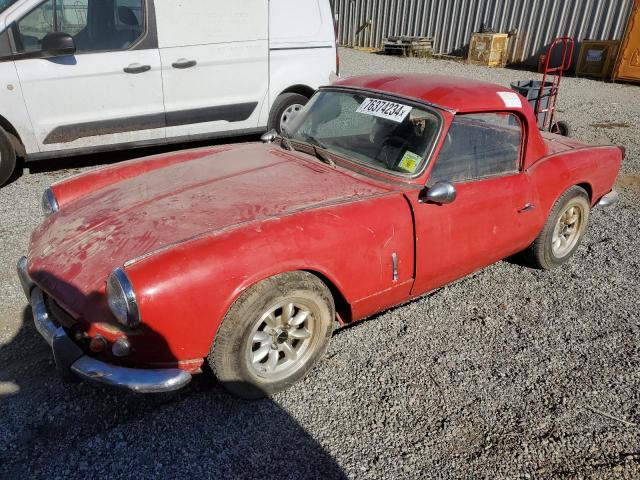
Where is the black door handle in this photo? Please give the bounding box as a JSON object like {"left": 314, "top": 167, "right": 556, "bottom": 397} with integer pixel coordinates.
{"left": 172, "top": 59, "right": 197, "bottom": 69}
{"left": 124, "top": 63, "right": 151, "bottom": 74}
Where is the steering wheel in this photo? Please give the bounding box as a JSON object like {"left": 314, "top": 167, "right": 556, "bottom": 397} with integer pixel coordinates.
{"left": 377, "top": 135, "right": 411, "bottom": 170}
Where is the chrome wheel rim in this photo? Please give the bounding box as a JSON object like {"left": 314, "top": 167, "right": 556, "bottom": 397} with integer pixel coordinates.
{"left": 280, "top": 104, "right": 304, "bottom": 132}
{"left": 246, "top": 300, "right": 317, "bottom": 381}
{"left": 552, "top": 203, "right": 584, "bottom": 258}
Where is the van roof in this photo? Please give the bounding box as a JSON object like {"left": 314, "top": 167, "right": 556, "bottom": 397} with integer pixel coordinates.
{"left": 332, "top": 74, "right": 525, "bottom": 114}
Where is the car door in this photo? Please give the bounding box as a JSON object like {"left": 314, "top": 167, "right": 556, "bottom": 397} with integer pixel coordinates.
{"left": 154, "top": 0, "right": 269, "bottom": 140}
{"left": 410, "top": 112, "right": 535, "bottom": 296}
{"left": 8, "top": 0, "right": 164, "bottom": 153}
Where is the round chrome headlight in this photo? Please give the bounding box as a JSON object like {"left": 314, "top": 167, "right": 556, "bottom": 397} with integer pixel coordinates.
{"left": 42, "top": 187, "right": 59, "bottom": 217}
{"left": 106, "top": 268, "right": 140, "bottom": 328}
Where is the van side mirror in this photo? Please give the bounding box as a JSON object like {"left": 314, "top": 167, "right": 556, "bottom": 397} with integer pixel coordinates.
{"left": 419, "top": 181, "right": 457, "bottom": 204}
{"left": 42, "top": 32, "right": 76, "bottom": 57}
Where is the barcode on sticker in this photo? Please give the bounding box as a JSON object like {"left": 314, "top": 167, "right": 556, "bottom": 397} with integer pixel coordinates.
{"left": 356, "top": 98, "right": 412, "bottom": 123}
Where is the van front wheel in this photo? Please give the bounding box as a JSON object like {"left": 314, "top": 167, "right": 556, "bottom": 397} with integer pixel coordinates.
{"left": 268, "top": 92, "right": 309, "bottom": 134}
{"left": 0, "top": 127, "right": 17, "bottom": 187}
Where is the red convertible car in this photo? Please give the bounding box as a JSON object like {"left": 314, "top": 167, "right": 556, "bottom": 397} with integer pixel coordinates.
{"left": 18, "top": 75, "right": 622, "bottom": 398}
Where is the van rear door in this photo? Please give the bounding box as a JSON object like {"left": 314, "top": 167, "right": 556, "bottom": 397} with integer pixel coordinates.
{"left": 268, "top": 0, "right": 338, "bottom": 112}
{"left": 156, "top": 0, "right": 269, "bottom": 140}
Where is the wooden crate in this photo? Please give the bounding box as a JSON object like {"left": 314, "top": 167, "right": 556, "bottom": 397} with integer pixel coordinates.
{"left": 614, "top": 0, "right": 640, "bottom": 82}
{"left": 467, "top": 33, "right": 509, "bottom": 67}
{"left": 576, "top": 40, "right": 620, "bottom": 78}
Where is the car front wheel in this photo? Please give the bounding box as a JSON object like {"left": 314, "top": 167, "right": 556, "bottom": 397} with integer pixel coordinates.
{"left": 524, "top": 185, "right": 590, "bottom": 269}
{"left": 209, "top": 271, "right": 334, "bottom": 399}
{"left": 0, "top": 127, "right": 17, "bottom": 187}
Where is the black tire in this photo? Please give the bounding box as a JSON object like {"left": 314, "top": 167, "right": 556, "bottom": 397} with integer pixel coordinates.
{"left": 0, "top": 127, "right": 17, "bottom": 187}
{"left": 523, "top": 186, "right": 590, "bottom": 270}
{"left": 553, "top": 120, "right": 571, "bottom": 137}
{"left": 209, "top": 271, "right": 334, "bottom": 399}
{"left": 267, "top": 92, "right": 309, "bottom": 134}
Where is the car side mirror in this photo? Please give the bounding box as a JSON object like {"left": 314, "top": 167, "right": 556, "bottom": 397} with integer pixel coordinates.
{"left": 261, "top": 129, "right": 278, "bottom": 143}
{"left": 42, "top": 32, "right": 76, "bottom": 57}
{"left": 419, "top": 181, "right": 457, "bottom": 204}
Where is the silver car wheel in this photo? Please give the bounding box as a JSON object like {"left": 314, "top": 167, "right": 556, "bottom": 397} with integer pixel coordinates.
{"left": 552, "top": 203, "right": 584, "bottom": 258}
{"left": 280, "top": 104, "right": 304, "bottom": 132}
{"left": 246, "top": 299, "right": 317, "bottom": 381}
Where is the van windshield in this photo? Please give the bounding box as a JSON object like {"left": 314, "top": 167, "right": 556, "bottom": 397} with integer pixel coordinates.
{"left": 0, "top": 0, "right": 19, "bottom": 14}
{"left": 285, "top": 90, "right": 441, "bottom": 176}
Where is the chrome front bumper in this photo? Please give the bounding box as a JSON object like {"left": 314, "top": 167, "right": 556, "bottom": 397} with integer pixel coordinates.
{"left": 17, "top": 257, "right": 191, "bottom": 394}
{"left": 597, "top": 190, "right": 618, "bottom": 208}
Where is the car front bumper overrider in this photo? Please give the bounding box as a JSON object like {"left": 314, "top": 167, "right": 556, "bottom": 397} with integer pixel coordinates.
{"left": 17, "top": 257, "right": 191, "bottom": 394}
{"left": 597, "top": 190, "right": 618, "bottom": 208}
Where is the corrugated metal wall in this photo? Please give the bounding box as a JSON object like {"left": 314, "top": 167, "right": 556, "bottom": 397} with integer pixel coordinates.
{"left": 332, "top": 0, "right": 634, "bottom": 66}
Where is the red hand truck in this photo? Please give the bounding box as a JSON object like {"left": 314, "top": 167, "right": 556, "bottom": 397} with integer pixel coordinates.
{"left": 512, "top": 36, "right": 574, "bottom": 137}
{"left": 536, "top": 36, "right": 574, "bottom": 135}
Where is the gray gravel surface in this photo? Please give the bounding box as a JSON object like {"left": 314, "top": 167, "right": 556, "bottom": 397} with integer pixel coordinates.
{"left": 1, "top": 48, "right": 639, "bottom": 479}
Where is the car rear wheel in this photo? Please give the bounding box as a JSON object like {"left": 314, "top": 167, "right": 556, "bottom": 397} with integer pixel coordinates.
{"left": 523, "top": 186, "right": 590, "bottom": 269}
{"left": 268, "top": 92, "right": 309, "bottom": 134}
{"left": 553, "top": 120, "right": 571, "bottom": 137}
{"left": 209, "top": 271, "right": 334, "bottom": 399}
{"left": 0, "top": 127, "right": 17, "bottom": 187}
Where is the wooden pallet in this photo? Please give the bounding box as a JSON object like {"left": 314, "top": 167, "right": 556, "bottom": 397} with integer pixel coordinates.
{"left": 383, "top": 36, "right": 433, "bottom": 57}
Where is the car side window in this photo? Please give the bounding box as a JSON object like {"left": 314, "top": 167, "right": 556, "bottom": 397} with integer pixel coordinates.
{"left": 429, "top": 112, "right": 522, "bottom": 183}
{"left": 15, "top": 0, "right": 54, "bottom": 53}
{"left": 15, "top": 0, "right": 145, "bottom": 54}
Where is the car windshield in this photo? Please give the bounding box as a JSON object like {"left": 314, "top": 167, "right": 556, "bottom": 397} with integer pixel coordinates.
{"left": 285, "top": 90, "right": 441, "bottom": 176}
{"left": 0, "top": 0, "right": 19, "bottom": 14}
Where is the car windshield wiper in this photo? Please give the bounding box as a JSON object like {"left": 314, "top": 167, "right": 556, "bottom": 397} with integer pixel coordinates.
{"left": 311, "top": 145, "right": 336, "bottom": 168}
{"left": 299, "top": 132, "right": 327, "bottom": 150}
{"left": 296, "top": 133, "right": 336, "bottom": 168}
{"left": 278, "top": 129, "right": 293, "bottom": 151}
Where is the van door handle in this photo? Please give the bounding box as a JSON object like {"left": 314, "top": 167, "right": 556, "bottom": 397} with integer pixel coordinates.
{"left": 124, "top": 63, "right": 151, "bottom": 74}
{"left": 172, "top": 58, "right": 197, "bottom": 69}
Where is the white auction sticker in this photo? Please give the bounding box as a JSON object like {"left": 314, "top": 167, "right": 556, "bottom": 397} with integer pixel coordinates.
{"left": 356, "top": 98, "right": 412, "bottom": 123}
{"left": 497, "top": 91, "right": 522, "bottom": 108}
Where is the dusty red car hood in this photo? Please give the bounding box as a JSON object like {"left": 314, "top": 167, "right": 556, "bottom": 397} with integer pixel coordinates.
{"left": 28, "top": 143, "right": 389, "bottom": 313}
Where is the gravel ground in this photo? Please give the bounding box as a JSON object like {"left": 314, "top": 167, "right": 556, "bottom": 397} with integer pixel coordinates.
{"left": 1, "top": 48, "right": 639, "bottom": 479}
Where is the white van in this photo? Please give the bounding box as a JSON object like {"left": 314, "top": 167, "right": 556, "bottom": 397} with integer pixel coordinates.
{"left": 0, "top": 0, "right": 339, "bottom": 185}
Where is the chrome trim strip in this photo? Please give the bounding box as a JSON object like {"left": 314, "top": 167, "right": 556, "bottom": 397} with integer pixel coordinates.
{"left": 321, "top": 84, "right": 457, "bottom": 114}
{"left": 597, "top": 190, "right": 618, "bottom": 208}
{"left": 17, "top": 256, "right": 34, "bottom": 298}
{"left": 42, "top": 187, "right": 59, "bottom": 215}
{"left": 31, "top": 288, "right": 57, "bottom": 347}
{"left": 392, "top": 252, "right": 398, "bottom": 281}
{"left": 109, "top": 267, "right": 141, "bottom": 327}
